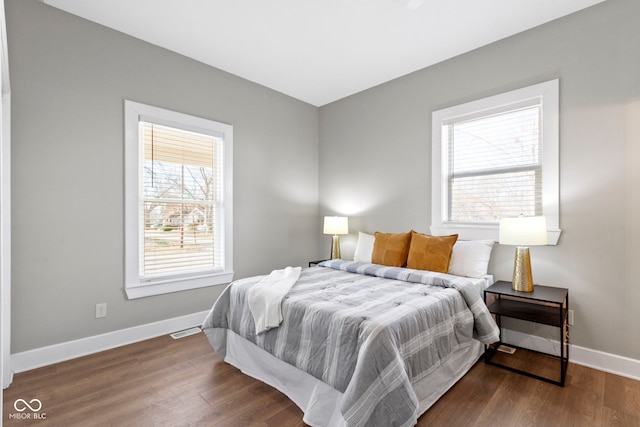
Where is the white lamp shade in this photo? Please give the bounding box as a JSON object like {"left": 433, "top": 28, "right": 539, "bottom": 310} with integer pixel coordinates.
{"left": 499, "top": 216, "right": 548, "bottom": 246}
{"left": 323, "top": 216, "right": 349, "bottom": 235}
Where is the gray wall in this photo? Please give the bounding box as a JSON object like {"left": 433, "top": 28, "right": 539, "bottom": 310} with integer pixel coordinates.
{"left": 7, "top": 0, "right": 640, "bottom": 363}
{"left": 320, "top": 0, "right": 640, "bottom": 360}
{"left": 7, "top": 0, "right": 320, "bottom": 353}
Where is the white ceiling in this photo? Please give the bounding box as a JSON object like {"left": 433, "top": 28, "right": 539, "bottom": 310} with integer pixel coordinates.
{"left": 42, "top": 0, "right": 605, "bottom": 106}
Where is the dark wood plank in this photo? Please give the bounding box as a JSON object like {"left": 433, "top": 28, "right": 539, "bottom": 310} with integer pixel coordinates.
{"left": 3, "top": 332, "right": 640, "bottom": 426}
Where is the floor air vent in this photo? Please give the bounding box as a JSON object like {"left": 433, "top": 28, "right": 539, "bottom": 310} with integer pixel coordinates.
{"left": 170, "top": 327, "right": 202, "bottom": 339}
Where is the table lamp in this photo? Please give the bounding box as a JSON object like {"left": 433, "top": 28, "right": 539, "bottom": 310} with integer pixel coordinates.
{"left": 323, "top": 216, "right": 349, "bottom": 259}
{"left": 499, "top": 215, "right": 547, "bottom": 292}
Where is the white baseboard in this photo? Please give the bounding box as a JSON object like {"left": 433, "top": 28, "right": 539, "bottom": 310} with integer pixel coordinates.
{"left": 503, "top": 329, "right": 640, "bottom": 381}
{"left": 9, "top": 319, "right": 640, "bottom": 384}
{"left": 10, "top": 310, "right": 210, "bottom": 374}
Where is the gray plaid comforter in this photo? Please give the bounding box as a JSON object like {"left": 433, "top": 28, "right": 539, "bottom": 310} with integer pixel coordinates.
{"left": 202, "top": 260, "right": 499, "bottom": 427}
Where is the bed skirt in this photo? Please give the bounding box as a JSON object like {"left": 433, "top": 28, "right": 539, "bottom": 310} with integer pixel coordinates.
{"left": 207, "top": 328, "right": 484, "bottom": 427}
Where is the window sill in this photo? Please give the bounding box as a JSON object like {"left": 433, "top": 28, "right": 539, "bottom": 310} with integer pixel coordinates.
{"left": 430, "top": 225, "right": 561, "bottom": 245}
{"left": 125, "top": 271, "right": 234, "bottom": 299}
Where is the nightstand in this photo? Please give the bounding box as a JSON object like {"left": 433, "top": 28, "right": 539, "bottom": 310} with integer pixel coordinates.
{"left": 484, "top": 280, "right": 569, "bottom": 386}
{"left": 308, "top": 259, "right": 329, "bottom": 267}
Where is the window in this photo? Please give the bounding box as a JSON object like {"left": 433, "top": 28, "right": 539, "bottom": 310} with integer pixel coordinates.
{"left": 125, "top": 101, "right": 233, "bottom": 299}
{"left": 431, "top": 80, "right": 560, "bottom": 244}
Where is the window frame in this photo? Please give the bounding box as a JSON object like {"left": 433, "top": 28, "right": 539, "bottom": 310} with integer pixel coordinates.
{"left": 430, "top": 80, "right": 561, "bottom": 244}
{"left": 124, "top": 100, "right": 234, "bottom": 299}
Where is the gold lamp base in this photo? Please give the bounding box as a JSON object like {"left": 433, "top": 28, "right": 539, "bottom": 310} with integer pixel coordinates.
{"left": 330, "top": 235, "right": 341, "bottom": 259}
{"left": 512, "top": 246, "right": 534, "bottom": 292}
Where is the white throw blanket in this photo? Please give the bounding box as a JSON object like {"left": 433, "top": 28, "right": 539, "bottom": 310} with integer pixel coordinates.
{"left": 248, "top": 266, "right": 301, "bottom": 334}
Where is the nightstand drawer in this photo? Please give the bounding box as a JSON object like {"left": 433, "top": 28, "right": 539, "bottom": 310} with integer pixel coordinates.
{"left": 487, "top": 298, "right": 565, "bottom": 327}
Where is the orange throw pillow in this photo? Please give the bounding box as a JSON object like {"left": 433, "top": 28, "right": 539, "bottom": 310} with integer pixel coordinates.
{"left": 371, "top": 231, "right": 412, "bottom": 267}
{"left": 406, "top": 232, "right": 458, "bottom": 273}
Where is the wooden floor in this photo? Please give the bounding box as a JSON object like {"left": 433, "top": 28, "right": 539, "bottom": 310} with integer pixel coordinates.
{"left": 3, "top": 333, "right": 640, "bottom": 426}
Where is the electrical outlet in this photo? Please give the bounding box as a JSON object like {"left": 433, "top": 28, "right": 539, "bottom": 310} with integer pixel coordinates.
{"left": 568, "top": 309, "right": 574, "bottom": 326}
{"left": 96, "top": 303, "right": 107, "bottom": 319}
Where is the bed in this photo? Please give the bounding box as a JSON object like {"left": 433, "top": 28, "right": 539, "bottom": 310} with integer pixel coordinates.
{"left": 202, "top": 249, "right": 500, "bottom": 426}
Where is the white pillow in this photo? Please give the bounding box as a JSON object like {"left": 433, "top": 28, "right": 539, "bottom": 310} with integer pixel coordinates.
{"left": 353, "top": 232, "right": 375, "bottom": 263}
{"left": 448, "top": 240, "right": 495, "bottom": 278}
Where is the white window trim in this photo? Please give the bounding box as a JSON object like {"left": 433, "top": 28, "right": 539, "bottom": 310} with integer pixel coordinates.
{"left": 124, "top": 100, "right": 233, "bottom": 299}
{"left": 430, "top": 79, "right": 561, "bottom": 244}
{"left": 1, "top": 0, "right": 12, "bottom": 388}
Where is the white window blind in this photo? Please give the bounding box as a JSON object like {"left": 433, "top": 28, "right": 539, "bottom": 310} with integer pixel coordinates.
{"left": 445, "top": 105, "right": 542, "bottom": 224}
{"left": 124, "top": 101, "right": 233, "bottom": 299}
{"left": 140, "top": 122, "right": 224, "bottom": 279}
{"left": 430, "top": 79, "right": 561, "bottom": 244}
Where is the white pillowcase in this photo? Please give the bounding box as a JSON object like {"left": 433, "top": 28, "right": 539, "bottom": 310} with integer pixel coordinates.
{"left": 354, "top": 232, "right": 493, "bottom": 278}
{"left": 447, "top": 240, "right": 495, "bottom": 278}
{"left": 353, "top": 232, "right": 375, "bottom": 263}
